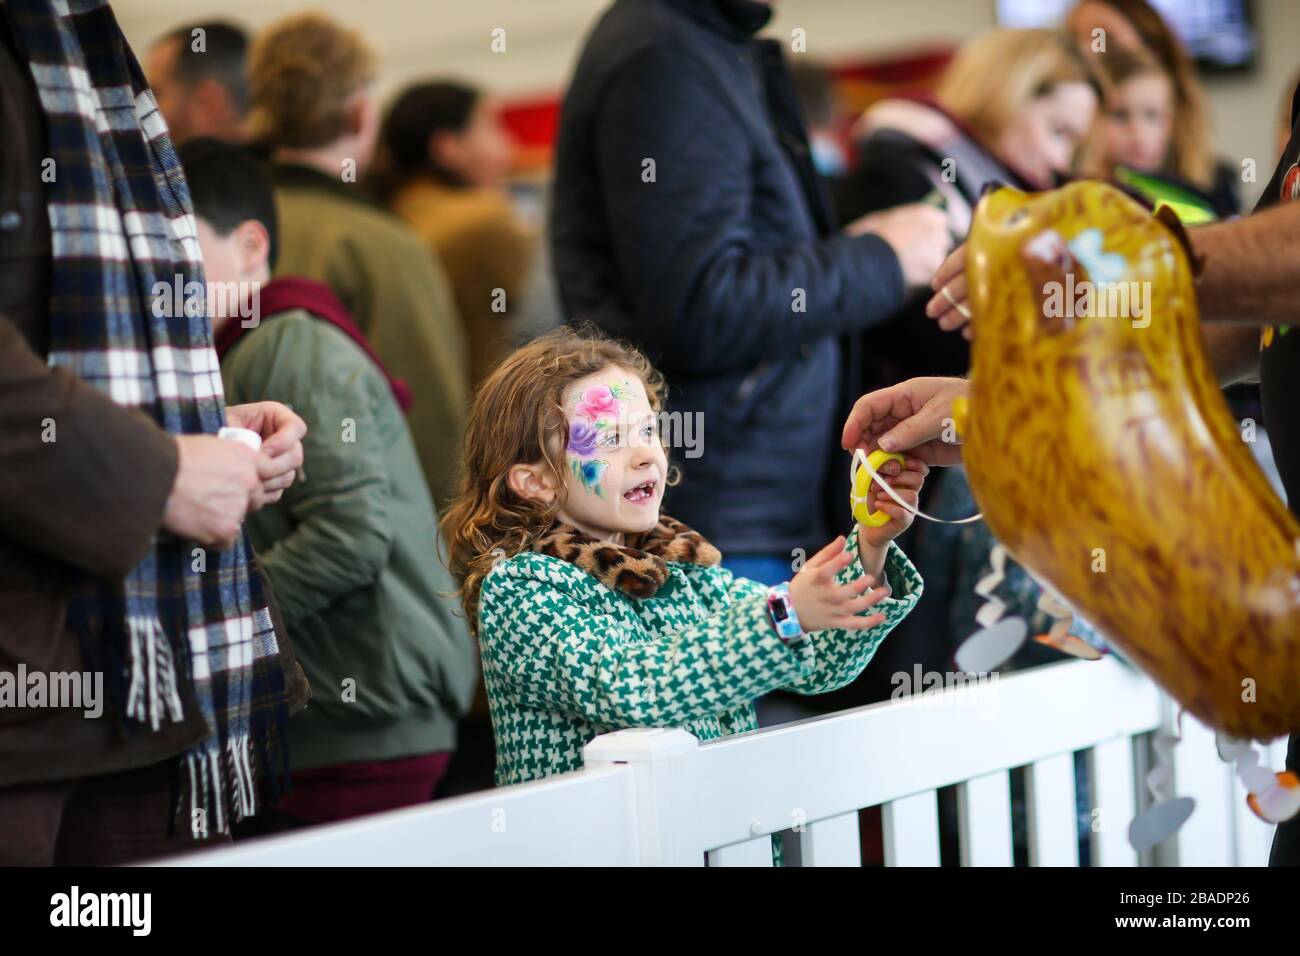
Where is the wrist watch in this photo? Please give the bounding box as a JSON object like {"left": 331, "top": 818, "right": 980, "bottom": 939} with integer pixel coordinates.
{"left": 766, "top": 582, "right": 806, "bottom": 645}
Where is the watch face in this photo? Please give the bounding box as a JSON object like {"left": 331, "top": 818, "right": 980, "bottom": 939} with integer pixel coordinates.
{"left": 772, "top": 603, "right": 789, "bottom": 622}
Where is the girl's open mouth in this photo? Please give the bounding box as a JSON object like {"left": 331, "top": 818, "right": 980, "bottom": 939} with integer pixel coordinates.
{"left": 623, "top": 479, "right": 658, "bottom": 503}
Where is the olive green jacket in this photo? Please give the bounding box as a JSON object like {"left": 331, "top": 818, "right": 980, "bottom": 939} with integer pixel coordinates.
{"left": 221, "top": 306, "right": 478, "bottom": 770}
{"left": 271, "top": 163, "right": 469, "bottom": 507}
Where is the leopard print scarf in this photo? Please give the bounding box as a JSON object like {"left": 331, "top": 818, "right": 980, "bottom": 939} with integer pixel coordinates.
{"left": 533, "top": 515, "right": 722, "bottom": 599}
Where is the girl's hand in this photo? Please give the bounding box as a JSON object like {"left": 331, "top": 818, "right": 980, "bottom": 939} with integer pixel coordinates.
{"left": 858, "top": 456, "right": 928, "bottom": 549}
{"left": 788, "top": 536, "right": 892, "bottom": 633}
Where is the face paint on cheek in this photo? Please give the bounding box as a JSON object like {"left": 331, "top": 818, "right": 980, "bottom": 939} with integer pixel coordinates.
{"left": 568, "top": 456, "right": 609, "bottom": 498}
{"left": 565, "top": 420, "right": 610, "bottom": 498}
{"left": 567, "top": 420, "right": 599, "bottom": 457}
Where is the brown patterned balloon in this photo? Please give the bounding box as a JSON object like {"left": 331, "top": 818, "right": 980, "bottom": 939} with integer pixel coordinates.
{"left": 962, "top": 181, "right": 1300, "bottom": 739}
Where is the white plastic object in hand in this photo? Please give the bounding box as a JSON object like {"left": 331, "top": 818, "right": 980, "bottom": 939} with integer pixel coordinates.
{"left": 218, "top": 426, "right": 262, "bottom": 452}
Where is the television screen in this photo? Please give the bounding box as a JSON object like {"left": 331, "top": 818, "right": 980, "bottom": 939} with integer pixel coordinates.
{"left": 996, "top": 0, "right": 1257, "bottom": 72}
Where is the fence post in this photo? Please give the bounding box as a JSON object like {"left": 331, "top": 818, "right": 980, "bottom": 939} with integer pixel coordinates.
{"left": 583, "top": 727, "right": 701, "bottom": 866}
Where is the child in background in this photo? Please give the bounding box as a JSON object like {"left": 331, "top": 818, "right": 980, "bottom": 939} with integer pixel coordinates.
{"left": 1091, "top": 46, "right": 1220, "bottom": 223}
{"left": 441, "top": 330, "right": 926, "bottom": 822}
{"left": 1098, "top": 45, "right": 1174, "bottom": 177}
{"left": 179, "top": 138, "right": 479, "bottom": 831}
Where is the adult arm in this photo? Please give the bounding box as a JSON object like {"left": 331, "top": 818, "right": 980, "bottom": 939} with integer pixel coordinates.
{"left": 784, "top": 530, "right": 922, "bottom": 696}
{"left": 1202, "top": 325, "right": 1261, "bottom": 385}
{"left": 0, "top": 314, "right": 177, "bottom": 579}
{"left": 929, "top": 203, "right": 1300, "bottom": 334}
{"left": 1192, "top": 202, "right": 1300, "bottom": 326}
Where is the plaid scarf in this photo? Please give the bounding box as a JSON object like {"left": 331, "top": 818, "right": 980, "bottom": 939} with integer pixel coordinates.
{"left": 6, "top": 0, "right": 289, "bottom": 833}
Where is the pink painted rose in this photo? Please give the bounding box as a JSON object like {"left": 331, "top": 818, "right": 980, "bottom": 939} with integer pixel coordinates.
{"left": 574, "top": 384, "right": 621, "bottom": 423}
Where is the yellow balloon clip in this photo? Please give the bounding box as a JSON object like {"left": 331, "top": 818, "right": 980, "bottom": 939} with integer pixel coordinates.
{"left": 950, "top": 395, "right": 970, "bottom": 439}
{"left": 850, "top": 449, "right": 906, "bottom": 527}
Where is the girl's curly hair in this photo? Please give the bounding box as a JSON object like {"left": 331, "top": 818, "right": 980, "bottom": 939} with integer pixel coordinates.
{"left": 440, "top": 327, "right": 671, "bottom": 635}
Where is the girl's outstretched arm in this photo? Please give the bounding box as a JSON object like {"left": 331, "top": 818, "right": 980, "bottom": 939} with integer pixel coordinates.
{"left": 783, "top": 528, "right": 923, "bottom": 697}
{"left": 479, "top": 558, "right": 815, "bottom": 727}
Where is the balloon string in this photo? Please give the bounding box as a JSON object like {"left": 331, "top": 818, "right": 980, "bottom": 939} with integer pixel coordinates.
{"left": 972, "top": 542, "right": 1009, "bottom": 628}
{"left": 1147, "top": 710, "right": 1186, "bottom": 803}
{"left": 851, "top": 449, "right": 983, "bottom": 525}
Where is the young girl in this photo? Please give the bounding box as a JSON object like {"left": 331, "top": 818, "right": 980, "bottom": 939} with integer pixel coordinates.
{"left": 1097, "top": 45, "right": 1175, "bottom": 179}
{"left": 442, "top": 329, "right": 926, "bottom": 793}
{"left": 1092, "top": 46, "right": 1222, "bottom": 224}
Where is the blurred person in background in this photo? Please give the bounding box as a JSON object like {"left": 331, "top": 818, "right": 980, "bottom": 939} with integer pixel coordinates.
{"left": 1086, "top": 45, "right": 1228, "bottom": 224}
{"left": 248, "top": 12, "right": 469, "bottom": 507}
{"left": 839, "top": 29, "right": 1103, "bottom": 392}
{"left": 181, "top": 139, "right": 477, "bottom": 832}
{"left": 1065, "top": 0, "right": 1240, "bottom": 216}
{"left": 372, "top": 80, "right": 541, "bottom": 794}
{"left": 145, "top": 20, "right": 250, "bottom": 145}
{"left": 1071, "top": 2, "right": 1259, "bottom": 444}
{"left": 375, "top": 81, "right": 539, "bottom": 388}
{"left": 1091, "top": 46, "right": 1177, "bottom": 185}
{"left": 551, "top": 0, "right": 950, "bottom": 594}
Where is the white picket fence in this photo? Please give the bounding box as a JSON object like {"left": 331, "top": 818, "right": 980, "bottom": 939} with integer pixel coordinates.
{"left": 164, "top": 658, "right": 1285, "bottom": 867}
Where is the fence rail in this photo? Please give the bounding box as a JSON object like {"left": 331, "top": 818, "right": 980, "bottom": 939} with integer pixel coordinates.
{"left": 163, "top": 659, "right": 1284, "bottom": 867}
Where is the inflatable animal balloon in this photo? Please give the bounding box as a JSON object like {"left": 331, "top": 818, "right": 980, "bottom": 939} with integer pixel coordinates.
{"left": 961, "top": 181, "right": 1300, "bottom": 740}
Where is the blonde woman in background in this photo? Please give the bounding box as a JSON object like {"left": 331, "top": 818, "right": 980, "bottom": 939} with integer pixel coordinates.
{"left": 247, "top": 13, "right": 469, "bottom": 506}
{"left": 839, "top": 28, "right": 1103, "bottom": 392}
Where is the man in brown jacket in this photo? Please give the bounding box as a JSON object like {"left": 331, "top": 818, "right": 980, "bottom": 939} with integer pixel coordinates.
{"left": 0, "top": 0, "right": 308, "bottom": 865}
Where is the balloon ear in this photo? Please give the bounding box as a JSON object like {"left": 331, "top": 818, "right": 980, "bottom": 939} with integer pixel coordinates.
{"left": 1153, "top": 204, "right": 1206, "bottom": 278}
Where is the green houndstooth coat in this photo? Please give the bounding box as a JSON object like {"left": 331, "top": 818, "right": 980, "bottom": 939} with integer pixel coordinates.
{"left": 477, "top": 519, "right": 923, "bottom": 790}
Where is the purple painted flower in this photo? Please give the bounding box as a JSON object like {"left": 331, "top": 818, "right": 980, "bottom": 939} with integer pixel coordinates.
{"left": 567, "top": 420, "right": 599, "bottom": 457}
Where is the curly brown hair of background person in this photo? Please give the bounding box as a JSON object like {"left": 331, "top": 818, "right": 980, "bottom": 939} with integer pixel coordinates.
{"left": 247, "top": 11, "right": 377, "bottom": 149}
